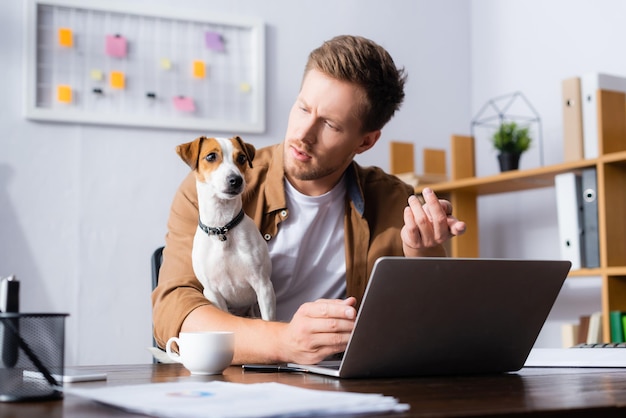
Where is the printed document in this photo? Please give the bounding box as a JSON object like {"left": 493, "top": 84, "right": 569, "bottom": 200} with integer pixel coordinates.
{"left": 67, "top": 380, "right": 409, "bottom": 417}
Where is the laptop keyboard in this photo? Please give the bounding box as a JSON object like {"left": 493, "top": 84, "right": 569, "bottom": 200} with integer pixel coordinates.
{"left": 317, "top": 360, "right": 341, "bottom": 370}
{"left": 525, "top": 345, "right": 626, "bottom": 367}
{"left": 572, "top": 343, "right": 626, "bottom": 348}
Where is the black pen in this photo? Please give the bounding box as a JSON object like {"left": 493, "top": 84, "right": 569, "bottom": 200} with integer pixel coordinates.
{"left": 242, "top": 364, "right": 307, "bottom": 373}
{"left": 1, "top": 275, "right": 20, "bottom": 367}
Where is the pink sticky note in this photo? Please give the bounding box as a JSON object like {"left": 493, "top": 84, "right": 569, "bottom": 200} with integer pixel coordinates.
{"left": 205, "top": 31, "right": 224, "bottom": 52}
{"left": 105, "top": 34, "right": 127, "bottom": 58}
{"left": 173, "top": 96, "right": 195, "bottom": 112}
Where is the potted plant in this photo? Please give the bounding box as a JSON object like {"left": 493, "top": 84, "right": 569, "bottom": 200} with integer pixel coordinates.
{"left": 491, "top": 121, "right": 532, "bottom": 171}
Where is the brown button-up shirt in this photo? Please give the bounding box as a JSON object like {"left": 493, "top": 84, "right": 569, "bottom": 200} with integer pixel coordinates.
{"left": 152, "top": 142, "right": 416, "bottom": 348}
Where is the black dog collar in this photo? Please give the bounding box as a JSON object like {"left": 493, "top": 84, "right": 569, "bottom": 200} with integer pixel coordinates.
{"left": 198, "top": 209, "right": 245, "bottom": 241}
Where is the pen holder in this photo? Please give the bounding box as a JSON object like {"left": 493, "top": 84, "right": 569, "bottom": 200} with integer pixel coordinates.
{"left": 0, "top": 313, "right": 68, "bottom": 402}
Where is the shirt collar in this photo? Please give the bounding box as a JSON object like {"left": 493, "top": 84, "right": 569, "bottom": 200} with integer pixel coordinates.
{"left": 345, "top": 163, "right": 365, "bottom": 216}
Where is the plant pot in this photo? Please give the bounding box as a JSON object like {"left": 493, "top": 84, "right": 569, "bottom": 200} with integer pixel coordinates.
{"left": 497, "top": 152, "right": 521, "bottom": 172}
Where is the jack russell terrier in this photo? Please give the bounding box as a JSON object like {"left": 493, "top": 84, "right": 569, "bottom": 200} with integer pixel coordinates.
{"left": 176, "top": 136, "right": 275, "bottom": 321}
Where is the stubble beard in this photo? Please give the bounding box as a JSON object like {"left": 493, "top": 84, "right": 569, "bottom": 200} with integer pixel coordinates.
{"left": 284, "top": 140, "right": 350, "bottom": 183}
{"left": 285, "top": 157, "right": 337, "bottom": 181}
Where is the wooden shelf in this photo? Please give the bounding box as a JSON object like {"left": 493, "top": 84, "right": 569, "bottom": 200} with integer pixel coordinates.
{"left": 403, "top": 90, "right": 626, "bottom": 343}
{"left": 604, "top": 267, "right": 626, "bottom": 276}
{"left": 601, "top": 150, "right": 626, "bottom": 164}
{"left": 568, "top": 267, "right": 626, "bottom": 277}
{"left": 415, "top": 156, "right": 613, "bottom": 196}
{"left": 568, "top": 268, "right": 603, "bottom": 277}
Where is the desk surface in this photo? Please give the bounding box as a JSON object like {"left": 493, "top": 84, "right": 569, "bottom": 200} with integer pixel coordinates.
{"left": 2, "top": 363, "right": 626, "bottom": 417}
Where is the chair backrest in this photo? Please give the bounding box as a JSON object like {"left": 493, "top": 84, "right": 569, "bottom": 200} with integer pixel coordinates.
{"left": 151, "top": 246, "right": 164, "bottom": 290}
{"left": 150, "top": 246, "right": 165, "bottom": 360}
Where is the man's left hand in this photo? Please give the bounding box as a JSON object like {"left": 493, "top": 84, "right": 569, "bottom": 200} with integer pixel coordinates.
{"left": 401, "top": 187, "right": 466, "bottom": 257}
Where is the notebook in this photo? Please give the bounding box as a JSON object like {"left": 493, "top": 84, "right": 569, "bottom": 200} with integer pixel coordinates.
{"left": 288, "top": 257, "right": 571, "bottom": 378}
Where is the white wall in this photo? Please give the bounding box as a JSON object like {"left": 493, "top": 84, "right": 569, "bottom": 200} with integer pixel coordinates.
{"left": 3, "top": 0, "right": 621, "bottom": 365}
{"left": 470, "top": 0, "right": 626, "bottom": 346}
{"left": 0, "top": 0, "right": 471, "bottom": 365}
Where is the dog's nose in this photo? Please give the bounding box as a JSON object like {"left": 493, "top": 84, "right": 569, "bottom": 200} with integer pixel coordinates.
{"left": 227, "top": 174, "right": 243, "bottom": 190}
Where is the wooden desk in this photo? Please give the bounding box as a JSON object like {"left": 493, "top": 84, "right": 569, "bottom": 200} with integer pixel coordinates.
{"left": 2, "top": 363, "right": 626, "bottom": 417}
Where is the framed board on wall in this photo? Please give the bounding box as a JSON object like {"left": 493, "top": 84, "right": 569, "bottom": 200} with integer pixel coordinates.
{"left": 24, "top": 0, "right": 265, "bottom": 133}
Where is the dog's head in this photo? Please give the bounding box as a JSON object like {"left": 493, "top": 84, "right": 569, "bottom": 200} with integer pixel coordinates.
{"left": 176, "top": 136, "right": 256, "bottom": 200}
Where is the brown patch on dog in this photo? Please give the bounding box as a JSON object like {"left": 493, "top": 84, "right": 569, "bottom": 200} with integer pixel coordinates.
{"left": 177, "top": 136, "right": 206, "bottom": 170}
{"left": 231, "top": 136, "right": 255, "bottom": 169}
{"left": 177, "top": 136, "right": 224, "bottom": 176}
{"left": 177, "top": 136, "right": 257, "bottom": 184}
{"left": 196, "top": 138, "right": 224, "bottom": 179}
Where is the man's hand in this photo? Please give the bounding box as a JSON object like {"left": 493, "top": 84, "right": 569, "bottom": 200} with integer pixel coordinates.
{"left": 277, "top": 297, "right": 357, "bottom": 364}
{"left": 401, "top": 187, "right": 466, "bottom": 257}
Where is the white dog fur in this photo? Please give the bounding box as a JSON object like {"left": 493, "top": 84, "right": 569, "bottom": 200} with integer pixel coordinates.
{"left": 176, "top": 136, "right": 275, "bottom": 321}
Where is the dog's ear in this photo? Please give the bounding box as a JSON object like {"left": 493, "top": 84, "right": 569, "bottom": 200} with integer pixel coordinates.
{"left": 176, "top": 136, "right": 205, "bottom": 170}
{"left": 233, "top": 136, "right": 255, "bottom": 169}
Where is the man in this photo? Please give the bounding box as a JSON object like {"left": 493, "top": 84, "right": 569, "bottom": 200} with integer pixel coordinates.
{"left": 152, "top": 35, "right": 466, "bottom": 365}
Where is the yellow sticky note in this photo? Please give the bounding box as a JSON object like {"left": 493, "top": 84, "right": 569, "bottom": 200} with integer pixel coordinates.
{"left": 239, "top": 82, "right": 251, "bottom": 93}
{"left": 192, "top": 60, "right": 206, "bottom": 78}
{"left": 58, "top": 28, "right": 73, "bottom": 47}
{"left": 90, "top": 69, "right": 103, "bottom": 81}
{"left": 57, "top": 85, "right": 72, "bottom": 103}
{"left": 110, "top": 71, "right": 125, "bottom": 89}
{"left": 160, "top": 58, "right": 172, "bottom": 70}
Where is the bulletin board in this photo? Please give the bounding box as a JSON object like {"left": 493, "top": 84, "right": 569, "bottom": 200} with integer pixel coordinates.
{"left": 24, "top": 0, "right": 266, "bottom": 133}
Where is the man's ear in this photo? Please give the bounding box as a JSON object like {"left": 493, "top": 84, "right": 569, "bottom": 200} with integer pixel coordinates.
{"left": 355, "top": 130, "right": 381, "bottom": 154}
{"left": 176, "top": 136, "right": 205, "bottom": 170}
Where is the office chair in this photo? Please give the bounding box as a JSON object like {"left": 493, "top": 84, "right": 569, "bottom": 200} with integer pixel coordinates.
{"left": 151, "top": 246, "right": 165, "bottom": 362}
{"left": 151, "top": 246, "right": 164, "bottom": 290}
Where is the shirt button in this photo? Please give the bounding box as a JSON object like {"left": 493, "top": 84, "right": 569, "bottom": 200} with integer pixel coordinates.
{"left": 280, "top": 210, "right": 287, "bottom": 218}
{"left": 263, "top": 234, "right": 272, "bottom": 241}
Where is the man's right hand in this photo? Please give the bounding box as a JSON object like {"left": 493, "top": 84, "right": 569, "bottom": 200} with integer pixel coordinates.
{"left": 277, "top": 297, "right": 357, "bottom": 364}
{"left": 181, "top": 297, "right": 356, "bottom": 365}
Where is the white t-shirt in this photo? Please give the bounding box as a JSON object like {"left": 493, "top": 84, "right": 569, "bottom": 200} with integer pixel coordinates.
{"left": 268, "top": 178, "right": 347, "bottom": 322}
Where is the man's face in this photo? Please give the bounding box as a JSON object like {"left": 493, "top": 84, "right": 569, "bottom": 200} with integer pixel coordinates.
{"left": 283, "top": 69, "right": 379, "bottom": 196}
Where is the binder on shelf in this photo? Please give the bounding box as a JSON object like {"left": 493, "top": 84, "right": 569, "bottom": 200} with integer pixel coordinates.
{"left": 562, "top": 77, "right": 584, "bottom": 162}
{"left": 561, "top": 323, "right": 579, "bottom": 348}
{"left": 389, "top": 141, "right": 414, "bottom": 175}
{"left": 609, "top": 311, "right": 625, "bottom": 343}
{"left": 555, "top": 172, "right": 584, "bottom": 270}
{"left": 450, "top": 135, "right": 475, "bottom": 180}
{"left": 586, "top": 311, "right": 603, "bottom": 344}
{"left": 577, "top": 315, "right": 591, "bottom": 345}
{"left": 581, "top": 168, "right": 600, "bottom": 268}
{"left": 580, "top": 72, "right": 626, "bottom": 159}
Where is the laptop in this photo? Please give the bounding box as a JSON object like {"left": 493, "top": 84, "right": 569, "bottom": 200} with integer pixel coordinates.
{"left": 288, "top": 257, "right": 571, "bottom": 378}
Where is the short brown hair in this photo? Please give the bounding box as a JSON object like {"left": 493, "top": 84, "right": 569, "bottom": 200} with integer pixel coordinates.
{"left": 304, "top": 35, "right": 406, "bottom": 133}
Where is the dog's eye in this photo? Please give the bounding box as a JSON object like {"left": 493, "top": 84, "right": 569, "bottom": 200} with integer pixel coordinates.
{"left": 236, "top": 154, "right": 248, "bottom": 165}
{"left": 205, "top": 153, "right": 217, "bottom": 162}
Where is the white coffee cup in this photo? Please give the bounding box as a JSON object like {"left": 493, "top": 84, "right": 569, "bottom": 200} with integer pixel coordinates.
{"left": 165, "top": 331, "right": 234, "bottom": 375}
